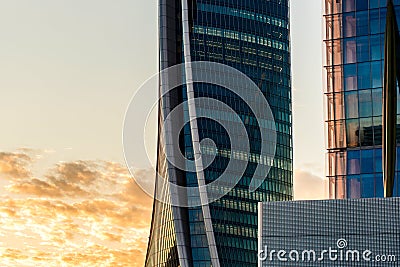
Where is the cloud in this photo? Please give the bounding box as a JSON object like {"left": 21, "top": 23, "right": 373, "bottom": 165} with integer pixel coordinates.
{"left": 0, "top": 246, "right": 145, "bottom": 267}
{"left": 8, "top": 178, "right": 64, "bottom": 197}
{"left": 0, "top": 149, "right": 153, "bottom": 267}
{"left": 5, "top": 159, "right": 151, "bottom": 200}
{"left": 0, "top": 148, "right": 333, "bottom": 266}
{"left": 114, "top": 178, "right": 153, "bottom": 208}
{"left": 53, "top": 161, "right": 98, "bottom": 185}
{"left": 294, "top": 169, "right": 328, "bottom": 200}
{"left": 0, "top": 148, "right": 335, "bottom": 266}
{"left": 0, "top": 152, "right": 33, "bottom": 180}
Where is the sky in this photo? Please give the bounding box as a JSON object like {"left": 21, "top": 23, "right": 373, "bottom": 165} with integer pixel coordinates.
{"left": 0, "top": 0, "right": 326, "bottom": 266}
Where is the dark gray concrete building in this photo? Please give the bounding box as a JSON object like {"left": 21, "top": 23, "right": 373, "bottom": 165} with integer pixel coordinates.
{"left": 258, "top": 198, "right": 400, "bottom": 266}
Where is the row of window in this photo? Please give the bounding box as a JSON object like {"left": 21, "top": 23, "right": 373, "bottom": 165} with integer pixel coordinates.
{"left": 348, "top": 0, "right": 400, "bottom": 11}
{"left": 346, "top": 117, "right": 400, "bottom": 147}
{"left": 327, "top": 0, "right": 399, "bottom": 14}
{"left": 344, "top": 88, "right": 384, "bottom": 118}
{"left": 197, "top": 3, "right": 288, "bottom": 29}
{"left": 347, "top": 147, "right": 400, "bottom": 174}
{"left": 201, "top": 0, "right": 289, "bottom": 19}
{"left": 193, "top": 25, "right": 289, "bottom": 51}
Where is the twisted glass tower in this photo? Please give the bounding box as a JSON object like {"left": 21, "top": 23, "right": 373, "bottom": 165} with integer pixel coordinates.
{"left": 324, "top": 0, "right": 400, "bottom": 199}
{"left": 145, "top": 0, "right": 292, "bottom": 266}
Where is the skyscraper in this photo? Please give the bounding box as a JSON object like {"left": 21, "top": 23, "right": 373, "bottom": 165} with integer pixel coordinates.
{"left": 324, "top": 0, "right": 400, "bottom": 199}
{"left": 145, "top": 0, "right": 292, "bottom": 266}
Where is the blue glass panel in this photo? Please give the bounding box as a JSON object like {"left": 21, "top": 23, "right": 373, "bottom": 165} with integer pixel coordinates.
{"left": 375, "top": 148, "right": 382, "bottom": 173}
{"left": 395, "top": 172, "right": 400, "bottom": 196}
{"left": 371, "top": 61, "right": 382, "bottom": 88}
{"left": 361, "top": 149, "right": 374, "bottom": 173}
{"left": 376, "top": 174, "right": 384, "bottom": 197}
{"left": 369, "top": 9, "right": 380, "bottom": 34}
{"left": 346, "top": 119, "right": 360, "bottom": 147}
{"left": 345, "top": 91, "right": 359, "bottom": 118}
{"left": 356, "top": 0, "right": 369, "bottom": 10}
{"left": 370, "top": 34, "right": 381, "bottom": 60}
{"left": 358, "top": 90, "right": 372, "bottom": 117}
{"left": 373, "top": 116, "right": 382, "bottom": 146}
{"left": 348, "top": 150, "right": 361, "bottom": 174}
{"left": 356, "top": 11, "right": 369, "bottom": 36}
{"left": 357, "top": 36, "right": 370, "bottom": 62}
{"left": 344, "top": 0, "right": 356, "bottom": 12}
{"left": 380, "top": 0, "right": 388, "bottom": 7}
{"left": 344, "top": 64, "right": 358, "bottom": 90}
{"left": 357, "top": 62, "right": 371, "bottom": 89}
{"left": 361, "top": 174, "right": 375, "bottom": 197}
{"left": 347, "top": 175, "right": 361, "bottom": 198}
{"left": 372, "top": 89, "right": 382, "bottom": 116}
{"left": 360, "top": 117, "right": 373, "bottom": 146}
{"left": 370, "top": 0, "right": 379, "bottom": 9}
{"left": 397, "top": 147, "right": 400, "bottom": 171}
{"left": 344, "top": 38, "right": 356, "bottom": 63}
{"left": 380, "top": 9, "right": 387, "bottom": 32}
{"left": 343, "top": 13, "right": 356, "bottom": 37}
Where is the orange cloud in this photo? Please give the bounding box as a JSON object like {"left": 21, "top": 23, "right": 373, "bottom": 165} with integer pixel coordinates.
{"left": 8, "top": 178, "right": 63, "bottom": 197}
{"left": 0, "top": 149, "right": 153, "bottom": 266}
{"left": 0, "top": 151, "right": 33, "bottom": 179}
{"left": 54, "top": 161, "right": 99, "bottom": 185}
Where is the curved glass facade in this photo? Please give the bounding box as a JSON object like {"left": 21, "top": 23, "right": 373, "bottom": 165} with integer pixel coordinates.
{"left": 145, "top": 0, "right": 292, "bottom": 266}
{"left": 324, "top": 0, "right": 400, "bottom": 199}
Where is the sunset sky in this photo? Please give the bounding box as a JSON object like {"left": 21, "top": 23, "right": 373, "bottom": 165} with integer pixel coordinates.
{"left": 0, "top": 0, "right": 326, "bottom": 266}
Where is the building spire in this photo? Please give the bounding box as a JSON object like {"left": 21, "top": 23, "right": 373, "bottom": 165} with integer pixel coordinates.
{"left": 383, "top": 0, "right": 400, "bottom": 197}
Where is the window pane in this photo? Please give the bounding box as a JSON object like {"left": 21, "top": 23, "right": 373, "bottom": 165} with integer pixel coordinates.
{"left": 344, "top": 0, "right": 356, "bottom": 12}
{"left": 343, "top": 13, "right": 356, "bottom": 37}
{"left": 361, "top": 149, "right": 374, "bottom": 173}
{"left": 373, "top": 116, "right": 382, "bottom": 145}
{"left": 371, "top": 61, "right": 382, "bottom": 88}
{"left": 375, "top": 148, "right": 382, "bottom": 173}
{"left": 370, "top": 0, "right": 379, "bottom": 9}
{"left": 361, "top": 174, "right": 375, "bottom": 197}
{"left": 356, "top": 11, "right": 369, "bottom": 36}
{"left": 346, "top": 119, "right": 360, "bottom": 147}
{"left": 369, "top": 9, "right": 379, "bottom": 34}
{"left": 348, "top": 150, "right": 361, "bottom": 174}
{"left": 344, "top": 64, "right": 357, "bottom": 90}
{"left": 357, "top": 36, "right": 370, "bottom": 62}
{"left": 376, "top": 174, "right": 384, "bottom": 197}
{"left": 347, "top": 175, "right": 361, "bottom": 198}
{"left": 372, "top": 88, "right": 382, "bottom": 116}
{"left": 344, "top": 38, "right": 356, "bottom": 63}
{"left": 359, "top": 89, "right": 372, "bottom": 117}
{"left": 345, "top": 91, "right": 359, "bottom": 118}
{"left": 357, "top": 62, "right": 371, "bottom": 89}
{"left": 397, "top": 147, "right": 400, "bottom": 171}
{"left": 395, "top": 172, "right": 400, "bottom": 196}
{"left": 370, "top": 34, "right": 381, "bottom": 60}
{"left": 380, "top": 9, "right": 387, "bottom": 33}
{"left": 360, "top": 118, "right": 373, "bottom": 146}
{"left": 356, "top": 0, "right": 369, "bottom": 10}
